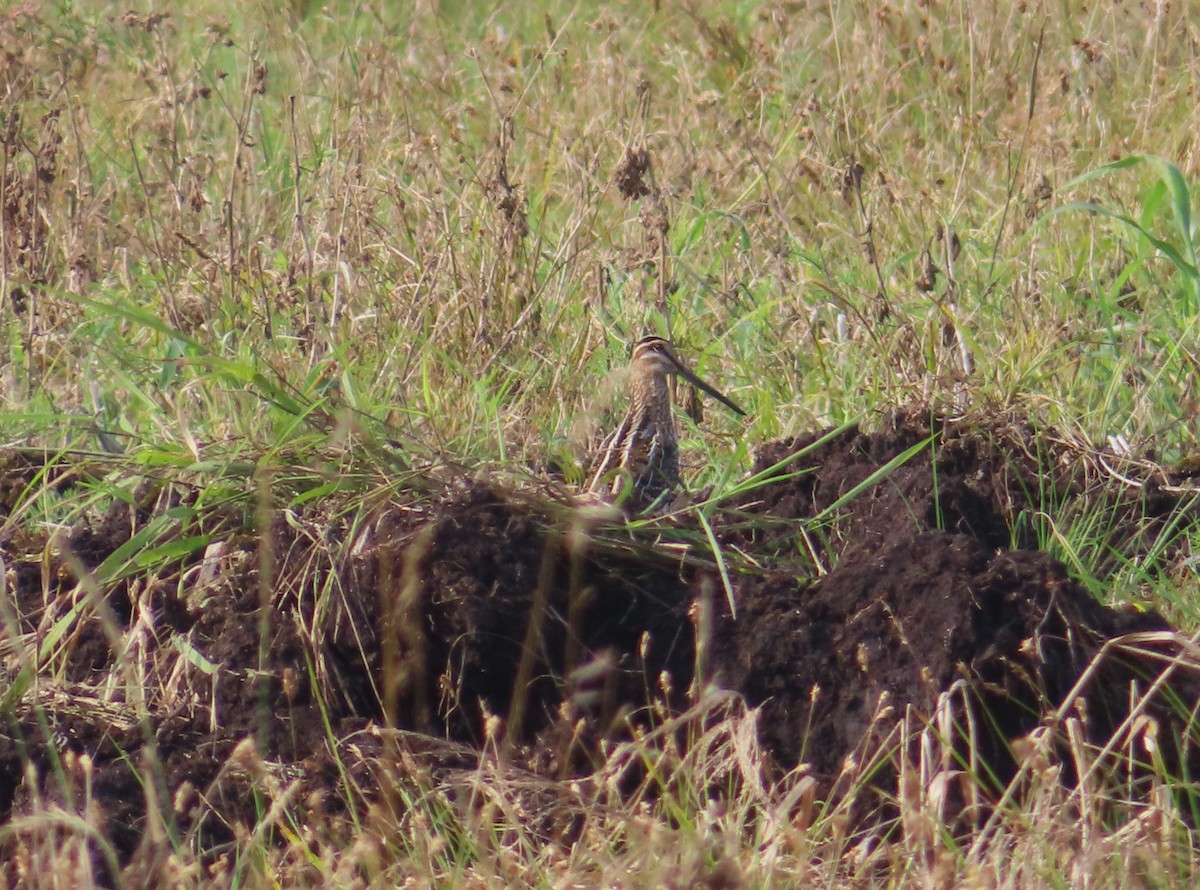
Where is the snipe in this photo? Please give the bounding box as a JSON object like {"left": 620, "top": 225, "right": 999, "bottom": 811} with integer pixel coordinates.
{"left": 587, "top": 336, "right": 746, "bottom": 511}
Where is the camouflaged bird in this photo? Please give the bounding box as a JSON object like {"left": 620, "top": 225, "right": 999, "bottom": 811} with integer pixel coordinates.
{"left": 587, "top": 336, "right": 746, "bottom": 512}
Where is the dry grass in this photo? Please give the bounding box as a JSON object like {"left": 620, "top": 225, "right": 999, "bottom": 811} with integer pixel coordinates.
{"left": 7, "top": 0, "right": 1200, "bottom": 460}
{"left": 3, "top": 0, "right": 1200, "bottom": 886}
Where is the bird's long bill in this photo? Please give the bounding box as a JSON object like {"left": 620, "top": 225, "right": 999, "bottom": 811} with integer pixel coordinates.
{"left": 669, "top": 357, "right": 747, "bottom": 417}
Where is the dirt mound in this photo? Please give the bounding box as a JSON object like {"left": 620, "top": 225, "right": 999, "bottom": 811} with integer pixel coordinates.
{"left": 730, "top": 408, "right": 1182, "bottom": 566}
{"left": 326, "top": 486, "right": 698, "bottom": 751}
{"left": 715, "top": 532, "right": 1170, "bottom": 783}
{"left": 1, "top": 409, "right": 1198, "bottom": 867}
{"left": 712, "top": 409, "right": 1192, "bottom": 783}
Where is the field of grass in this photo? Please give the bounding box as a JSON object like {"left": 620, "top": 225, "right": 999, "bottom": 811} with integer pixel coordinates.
{"left": 3, "top": 0, "right": 1200, "bottom": 886}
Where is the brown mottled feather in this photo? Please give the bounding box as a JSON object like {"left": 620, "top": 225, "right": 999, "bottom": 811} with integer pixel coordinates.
{"left": 587, "top": 337, "right": 745, "bottom": 511}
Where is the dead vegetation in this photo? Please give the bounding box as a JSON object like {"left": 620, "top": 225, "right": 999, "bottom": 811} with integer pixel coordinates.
{"left": 3, "top": 0, "right": 1200, "bottom": 886}
{"left": 2, "top": 411, "right": 1200, "bottom": 886}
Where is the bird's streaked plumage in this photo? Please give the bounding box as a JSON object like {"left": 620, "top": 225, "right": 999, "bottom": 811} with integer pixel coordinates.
{"left": 587, "top": 336, "right": 745, "bottom": 511}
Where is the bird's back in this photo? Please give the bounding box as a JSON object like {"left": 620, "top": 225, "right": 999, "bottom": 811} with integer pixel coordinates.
{"left": 592, "top": 372, "right": 678, "bottom": 509}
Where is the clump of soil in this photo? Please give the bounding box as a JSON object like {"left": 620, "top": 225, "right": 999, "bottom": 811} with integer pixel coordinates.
{"left": 716, "top": 532, "right": 1170, "bottom": 784}
{"left": 326, "top": 486, "right": 698, "bottom": 752}
{"left": 1, "top": 408, "right": 1198, "bottom": 868}
{"left": 712, "top": 408, "right": 1194, "bottom": 784}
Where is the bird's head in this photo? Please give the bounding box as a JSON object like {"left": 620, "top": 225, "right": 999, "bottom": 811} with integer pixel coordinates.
{"left": 629, "top": 336, "right": 746, "bottom": 417}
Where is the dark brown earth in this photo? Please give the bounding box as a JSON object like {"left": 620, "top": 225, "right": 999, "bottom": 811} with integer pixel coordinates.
{"left": 1, "top": 408, "right": 1199, "bottom": 874}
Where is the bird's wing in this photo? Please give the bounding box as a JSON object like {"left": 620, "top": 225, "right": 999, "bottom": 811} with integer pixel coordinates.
{"left": 586, "top": 410, "right": 633, "bottom": 493}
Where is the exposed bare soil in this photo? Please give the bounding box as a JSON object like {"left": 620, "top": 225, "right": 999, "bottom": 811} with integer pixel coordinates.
{"left": 1, "top": 408, "right": 1198, "bottom": 872}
